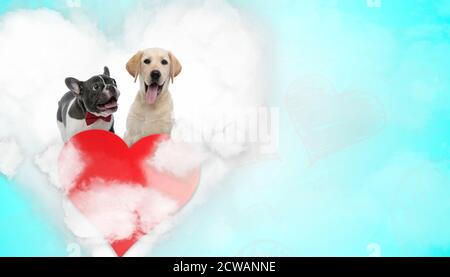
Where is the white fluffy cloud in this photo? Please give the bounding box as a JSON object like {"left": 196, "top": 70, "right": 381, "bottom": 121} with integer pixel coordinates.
{"left": 0, "top": 138, "right": 24, "bottom": 178}
{"left": 0, "top": 0, "right": 271, "bottom": 256}
{"left": 34, "top": 143, "right": 63, "bottom": 188}
{"left": 69, "top": 179, "right": 178, "bottom": 242}
{"left": 149, "top": 140, "right": 209, "bottom": 177}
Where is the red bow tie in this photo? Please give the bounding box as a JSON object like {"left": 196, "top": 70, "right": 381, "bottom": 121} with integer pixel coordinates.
{"left": 85, "top": 112, "right": 112, "bottom": 126}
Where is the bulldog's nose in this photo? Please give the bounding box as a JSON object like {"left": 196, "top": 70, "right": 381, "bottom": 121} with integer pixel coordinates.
{"left": 151, "top": 70, "right": 161, "bottom": 80}
{"left": 106, "top": 85, "right": 118, "bottom": 97}
{"left": 108, "top": 86, "right": 116, "bottom": 93}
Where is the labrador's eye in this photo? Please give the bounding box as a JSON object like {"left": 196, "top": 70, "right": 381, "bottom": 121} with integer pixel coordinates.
{"left": 93, "top": 84, "right": 99, "bottom": 91}
{"left": 144, "top": 59, "right": 151, "bottom": 64}
{"left": 161, "top": 59, "right": 168, "bottom": 65}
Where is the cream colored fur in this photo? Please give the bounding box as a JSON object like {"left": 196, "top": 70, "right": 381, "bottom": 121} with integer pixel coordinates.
{"left": 123, "top": 48, "right": 181, "bottom": 146}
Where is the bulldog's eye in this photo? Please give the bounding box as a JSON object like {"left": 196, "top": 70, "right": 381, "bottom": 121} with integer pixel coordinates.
{"left": 144, "top": 59, "right": 151, "bottom": 64}
{"left": 93, "top": 84, "right": 99, "bottom": 91}
{"left": 111, "top": 79, "right": 116, "bottom": 85}
{"left": 161, "top": 59, "right": 168, "bottom": 65}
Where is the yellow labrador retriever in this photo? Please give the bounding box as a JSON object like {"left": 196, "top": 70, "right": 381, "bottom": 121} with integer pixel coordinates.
{"left": 124, "top": 48, "right": 182, "bottom": 145}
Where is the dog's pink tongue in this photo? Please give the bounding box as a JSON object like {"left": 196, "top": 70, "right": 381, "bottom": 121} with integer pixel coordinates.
{"left": 146, "top": 84, "right": 158, "bottom": 104}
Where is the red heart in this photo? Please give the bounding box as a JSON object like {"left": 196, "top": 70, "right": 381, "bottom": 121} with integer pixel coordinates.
{"left": 58, "top": 130, "right": 200, "bottom": 257}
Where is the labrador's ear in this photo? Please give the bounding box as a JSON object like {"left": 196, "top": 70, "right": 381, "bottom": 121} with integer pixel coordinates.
{"left": 126, "top": 51, "right": 143, "bottom": 83}
{"left": 169, "top": 52, "right": 182, "bottom": 83}
{"left": 65, "top": 77, "right": 82, "bottom": 95}
{"left": 103, "top": 66, "right": 110, "bottom": 77}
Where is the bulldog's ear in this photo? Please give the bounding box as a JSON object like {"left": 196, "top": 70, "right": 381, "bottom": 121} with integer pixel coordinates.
{"left": 169, "top": 52, "right": 182, "bottom": 83}
{"left": 103, "top": 66, "right": 110, "bottom": 77}
{"left": 65, "top": 77, "right": 82, "bottom": 94}
{"left": 126, "top": 51, "right": 143, "bottom": 83}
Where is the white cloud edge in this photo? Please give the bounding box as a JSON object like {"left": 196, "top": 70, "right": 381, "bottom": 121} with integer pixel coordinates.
{"left": 0, "top": 137, "right": 24, "bottom": 179}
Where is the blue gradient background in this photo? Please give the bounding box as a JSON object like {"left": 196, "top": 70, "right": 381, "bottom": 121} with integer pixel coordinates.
{"left": 0, "top": 0, "right": 449, "bottom": 256}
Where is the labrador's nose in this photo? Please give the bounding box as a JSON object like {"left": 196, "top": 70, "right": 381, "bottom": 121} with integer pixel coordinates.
{"left": 151, "top": 70, "right": 161, "bottom": 80}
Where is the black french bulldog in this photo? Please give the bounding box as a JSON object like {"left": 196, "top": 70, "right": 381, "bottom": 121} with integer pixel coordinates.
{"left": 57, "top": 66, "right": 120, "bottom": 142}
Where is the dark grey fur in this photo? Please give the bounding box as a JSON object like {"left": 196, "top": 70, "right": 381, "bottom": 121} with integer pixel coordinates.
{"left": 57, "top": 66, "right": 118, "bottom": 132}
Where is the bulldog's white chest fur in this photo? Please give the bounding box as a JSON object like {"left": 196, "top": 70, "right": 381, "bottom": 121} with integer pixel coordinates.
{"left": 58, "top": 99, "right": 113, "bottom": 142}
